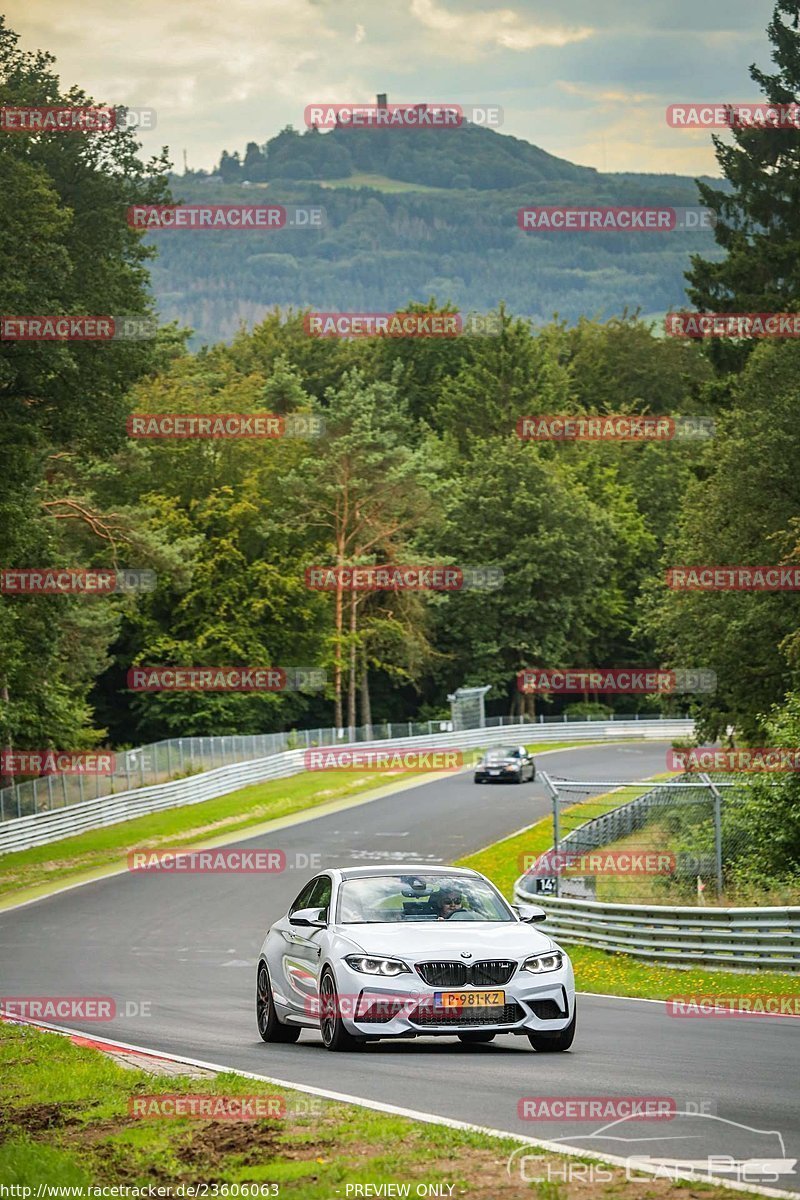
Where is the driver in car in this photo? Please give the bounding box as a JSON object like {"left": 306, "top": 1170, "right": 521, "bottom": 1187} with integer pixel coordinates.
{"left": 431, "top": 888, "right": 465, "bottom": 920}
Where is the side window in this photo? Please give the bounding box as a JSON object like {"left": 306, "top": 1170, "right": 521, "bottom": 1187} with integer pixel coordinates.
{"left": 309, "top": 875, "right": 332, "bottom": 916}
{"left": 289, "top": 877, "right": 321, "bottom": 914}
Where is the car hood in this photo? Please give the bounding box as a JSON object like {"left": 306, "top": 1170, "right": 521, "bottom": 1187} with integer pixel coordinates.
{"left": 338, "top": 921, "right": 554, "bottom": 959}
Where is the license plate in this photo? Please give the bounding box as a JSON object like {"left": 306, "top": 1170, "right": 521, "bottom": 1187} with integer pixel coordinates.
{"left": 434, "top": 990, "right": 505, "bottom": 1008}
{"left": 489, "top": 769, "right": 500, "bottom": 775}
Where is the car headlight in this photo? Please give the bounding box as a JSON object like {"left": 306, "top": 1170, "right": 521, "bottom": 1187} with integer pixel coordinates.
{"left": 522, "top": 951, "right": 563, "bottom": 974}
{"left": 344, "top": 955, "right": 410, "bottom": 977}
{"left": 504, "top": 764, "right": 518, "bottom": 771}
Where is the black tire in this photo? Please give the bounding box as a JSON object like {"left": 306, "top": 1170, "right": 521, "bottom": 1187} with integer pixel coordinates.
{"left": 319, "top": 968, "right": 363, "bottom": 1052}
{"left": 457, "top": 1031, "right": 496, "bottom": 1044}
{"left": 256, "top": 962, "right": 301, "bottom": 1043}
{"left": 513, "top": 772, "right": 523, "bottom": 784}
{"left": 527, "top": 1007, "right": 576, "bottom": 1053}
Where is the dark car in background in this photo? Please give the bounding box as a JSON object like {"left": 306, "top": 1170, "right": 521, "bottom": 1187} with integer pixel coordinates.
{"left": 474, "top": 745, "right": 536, "bottom": 784}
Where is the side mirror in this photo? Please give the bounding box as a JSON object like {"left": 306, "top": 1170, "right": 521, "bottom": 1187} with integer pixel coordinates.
{"left": 513, "top": 903, "right": 547, "bottom": 923}
{"left": 289, "top": 906, "right": 327, "bottom": 928}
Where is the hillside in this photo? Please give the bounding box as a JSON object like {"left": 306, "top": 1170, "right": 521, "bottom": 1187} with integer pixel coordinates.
{"left": 216, "top": 113, "right": 602, "bottom": 189}
{"left": 149, "top": 117, "right": 725, "bottom": 345}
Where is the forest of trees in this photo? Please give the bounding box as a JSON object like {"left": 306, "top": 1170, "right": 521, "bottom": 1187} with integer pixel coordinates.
{"left": 1, "top": 1, "right": 800, "bottom": 782}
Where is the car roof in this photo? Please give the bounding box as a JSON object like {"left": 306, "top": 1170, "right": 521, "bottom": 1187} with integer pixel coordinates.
{"left": 336, "top": 864, "right": 482, "bottom": 881}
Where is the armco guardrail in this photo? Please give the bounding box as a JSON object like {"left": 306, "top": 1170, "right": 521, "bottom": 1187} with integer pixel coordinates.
{"left": 0, "top": 712, "right": 684, "bottom": 823}
{"left": 0, "top": 717, "right": 691, "bottom": 855}
{"left": 513, "top": 892, "right": 800, "bottom": 972}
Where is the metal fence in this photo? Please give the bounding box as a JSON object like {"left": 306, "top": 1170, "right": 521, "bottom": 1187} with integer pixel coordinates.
{"left": 511, "top": 892, "right": 800, "bottom": 972}
{"left": 0, "top": 717, "right": 693, "bottom": 855}
{"left": 518, "top": 772, "right": 766, "bottom": 904}
{"left": 0, "top": 712, "right": 686, "bottom": 823}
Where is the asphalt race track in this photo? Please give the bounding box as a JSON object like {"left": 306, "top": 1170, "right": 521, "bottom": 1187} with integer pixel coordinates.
{"left": 1, "top": 741, "right": 798, "bottom": 1192}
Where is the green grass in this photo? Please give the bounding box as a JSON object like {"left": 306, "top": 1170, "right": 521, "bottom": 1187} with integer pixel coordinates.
{"left": 456, "top": 802, "right": 800, "bottom": 1000}
{"left": 316, "top": 172, "right": 449, "bottom": 193}
{"left": 0, "top": 740, "right": 600, "bottom": 903}
{"left": 0, "top": 1020, "right": 771, "bottom": 1199}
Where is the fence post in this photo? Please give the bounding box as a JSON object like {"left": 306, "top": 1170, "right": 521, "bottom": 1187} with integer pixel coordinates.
{"left": 701, "top": 772, "right": 724, "bottom": 900}
{"left": 166, "top": 740, "right": 173, "bottom": 778}
{"left": 552, "top": 778, "right": 561, "bottom": 899}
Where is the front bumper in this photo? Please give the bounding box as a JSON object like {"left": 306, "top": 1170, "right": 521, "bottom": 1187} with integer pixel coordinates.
{"left": 474, "top": 769, "right": 521, "bottom": 783}
{"left": 330, "top": 958, "right": 575, "bottom": 1038}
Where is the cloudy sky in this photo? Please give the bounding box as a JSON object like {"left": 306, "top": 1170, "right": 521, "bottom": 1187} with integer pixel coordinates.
{"left": 8, "top": 0, "right": 778, "bottom": 176}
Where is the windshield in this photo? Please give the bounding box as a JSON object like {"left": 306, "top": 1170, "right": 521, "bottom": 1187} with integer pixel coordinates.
{"left": 337, "top": 873, "right": 514, "bottom": 924}
{"left": 484, "top": 748, "right": 511, "bottom": 762}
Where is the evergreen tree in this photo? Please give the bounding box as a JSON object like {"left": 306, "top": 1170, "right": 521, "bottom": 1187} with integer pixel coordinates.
{"left": 686, "top": 2, "right": 800, "bottom": 370}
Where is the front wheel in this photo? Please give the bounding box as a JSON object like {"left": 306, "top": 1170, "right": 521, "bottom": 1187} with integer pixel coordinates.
{"left": 319, "top": 969, "right": 364, "bottom": 1052}
{"left": 527, "top": 1007, "right": 576, "bottom": 1052}
{"left": 256, "top": 963, "right": 301, "bottom": 1043}
{"left": 457, "top": 1031, "right": 496, "bottom": 1044}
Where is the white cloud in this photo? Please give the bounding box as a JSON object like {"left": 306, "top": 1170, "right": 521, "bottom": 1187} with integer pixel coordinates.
{"left": 409, "top": 0, "right": 594, "bottom": 56}
{"left": 556, "top": 80, "right": 658, "bottom": 106}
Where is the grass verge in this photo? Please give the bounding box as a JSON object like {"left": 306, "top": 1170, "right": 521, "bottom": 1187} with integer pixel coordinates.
{"left": 456, "top": 812, "right": 800, "bottom": 1001}
{"left": 0, "top": 1020, "right": 772, "bottom": 1200}
{"left": 0, "top": 741, "right": 597, "bottom": 904}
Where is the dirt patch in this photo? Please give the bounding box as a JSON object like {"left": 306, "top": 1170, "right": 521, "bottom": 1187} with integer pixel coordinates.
{"left": 176, "top": 1120, "right": 284, "bottom": 1169}
{"left": 0, "top": 1101, "right": 75, "bottom": 1136}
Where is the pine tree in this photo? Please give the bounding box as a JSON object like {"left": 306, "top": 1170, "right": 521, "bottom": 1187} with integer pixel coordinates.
{"left": 686, "top": 1, "right": 800, "bottom": 369}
